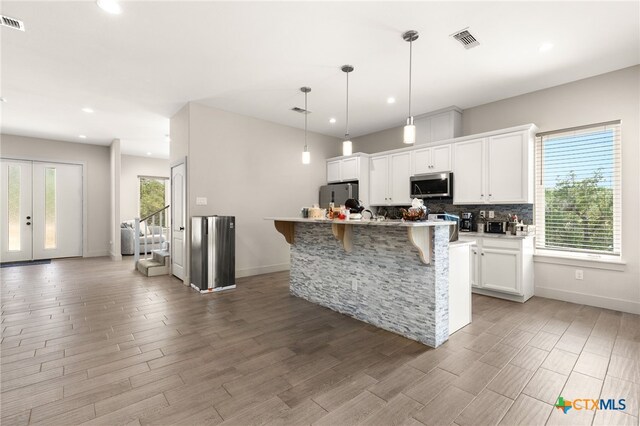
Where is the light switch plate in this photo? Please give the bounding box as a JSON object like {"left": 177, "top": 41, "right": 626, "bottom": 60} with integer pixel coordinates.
{"left": 196, "top": 197, "right": 208, "bottom": 206}
{"left": 489, "top": 211, "right": 495, "bottom": 219}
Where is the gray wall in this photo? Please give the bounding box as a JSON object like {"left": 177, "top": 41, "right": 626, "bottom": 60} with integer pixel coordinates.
{"left": 463, "top": 65, "right": 639, "bottom": 314}
{"left": 120, "top": 155, "right": 170, "bottom": 222}
{"left": 351, "top": 65, "right": 640, "bottom": 313}
{"left": 0, "top": 134, "right": 111, "bottom": 257}
{"left": 170, "top": 102, "right": 341, "bottom": 283}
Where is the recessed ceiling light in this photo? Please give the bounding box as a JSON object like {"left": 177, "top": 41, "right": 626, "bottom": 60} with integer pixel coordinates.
{"left": 539, "top": 42, "right": 554, "bottom": 53}
{"left": 82, "top": 107, "right": 94, "bottom": 113}
{"left": 146, "top": 152, "right": 152, "bottom": 156}
{"left": 329, "top": 118, "right": 337, "bottom": 124}
{"left": 79, "top": 135, "right": 87, "bottom": 139}
{"left": 387, "top": 97, "right": 396, "bottom": 104}
{"left": 97, "top": 0, "right": 122, "bottom": 15}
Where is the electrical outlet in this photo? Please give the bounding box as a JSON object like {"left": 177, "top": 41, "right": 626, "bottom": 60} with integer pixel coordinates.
{"left": 351, "top": 279, "right": 358, "bottom": 291}
{"left": 488, "top": 211, "right": 495, "bottom": 219}
{"left": 479, "top": 211, "right": 486, "bottom": 219}
{"left": 575, "top": 269, "right": 584, "bottom": 280}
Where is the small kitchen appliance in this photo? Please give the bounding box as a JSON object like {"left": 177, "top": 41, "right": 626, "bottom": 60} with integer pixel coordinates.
{"left": 485, "top": 221, "right": 507, "bottom": 234}
{"left": 460, "top": 212, "right": 474, "bottom": 232}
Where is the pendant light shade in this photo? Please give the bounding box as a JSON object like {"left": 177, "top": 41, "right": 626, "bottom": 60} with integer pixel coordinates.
{"left": 300, "top": 86, "right": 311, "bottom": 164}
{"left": 404, "top": 117, "right": 416, "bottom": 145}
{"left": 402, "top": 30, "right": 419, "bottom": 144}
{"left": 341, "top": 65, "right": 354, "bottom": 156}
{"left": 342, "top": 140, "right": 352, "bottom": 156}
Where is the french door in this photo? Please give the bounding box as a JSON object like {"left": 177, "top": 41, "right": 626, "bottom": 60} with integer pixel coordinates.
{"left": 1, "top": 159, "right": 83, "bottom": 262}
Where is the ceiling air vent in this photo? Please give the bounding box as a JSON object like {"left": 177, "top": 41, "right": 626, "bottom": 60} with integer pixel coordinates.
{"left": 1, "top": 15, "right": 25, "bottom": 31}
{"left": 451, "top": 28, "right": 478, "bottom": 49}
{"left": 291, "top": 107, "right": 310, "bottom": 114}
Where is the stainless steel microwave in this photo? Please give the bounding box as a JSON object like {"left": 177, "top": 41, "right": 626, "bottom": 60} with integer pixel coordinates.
{"left": 410, "top": 173, "right": 453, "bottom": 199}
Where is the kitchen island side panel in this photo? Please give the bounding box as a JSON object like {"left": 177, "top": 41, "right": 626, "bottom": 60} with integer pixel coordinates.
{"left": 290, "top": 222, "right": 450, "bottom": 347}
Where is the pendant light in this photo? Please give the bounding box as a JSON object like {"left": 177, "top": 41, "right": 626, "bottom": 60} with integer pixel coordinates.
{"left": 341, "top": 65, "right": 354, "bottom": 156}
{"left": 402, "top": 30, "right": 419, "bottom": 144}
{"left": 301, "top": 87, "right": 311, "bottom": 164}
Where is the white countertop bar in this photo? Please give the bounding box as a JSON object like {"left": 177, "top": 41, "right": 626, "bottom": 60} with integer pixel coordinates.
{"left": 265, "top": 217, "right": 456, "bottom": 227}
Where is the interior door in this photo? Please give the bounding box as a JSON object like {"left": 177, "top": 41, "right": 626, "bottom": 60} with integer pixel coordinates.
{"left": 32, "top": 162, "right": 83, "bottom": 259}
{"left": 171, "top": 162, "right": 186, "bottom": 280}
{"left": 0, "top": 160, "right": 33, "bottom": 262}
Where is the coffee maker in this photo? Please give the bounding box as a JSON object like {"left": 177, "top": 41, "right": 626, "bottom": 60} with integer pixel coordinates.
{"left": 460, "top": 212, "right": 474, "bottom": 232}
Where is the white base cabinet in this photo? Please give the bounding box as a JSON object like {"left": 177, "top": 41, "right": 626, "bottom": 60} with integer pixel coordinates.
{"left": 449, "top": 242, "right": 472, "bottom": 334}
{"left": 461, "top": 236, "right": 534, "bottom": 303}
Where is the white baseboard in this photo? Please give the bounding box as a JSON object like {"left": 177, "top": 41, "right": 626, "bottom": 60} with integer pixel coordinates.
{"left": 236, "top": 263, "right": 290, "bottom": 278}
{"left": 535, "top": 286, "right": 640, "bottom": 315}
{"left": 85, "top": 250, "right": 110, "bottom": 258}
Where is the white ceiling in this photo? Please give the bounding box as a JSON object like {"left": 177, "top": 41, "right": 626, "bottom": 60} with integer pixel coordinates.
{"left": 1, "top": 1, "right": 638, "bottom": 158}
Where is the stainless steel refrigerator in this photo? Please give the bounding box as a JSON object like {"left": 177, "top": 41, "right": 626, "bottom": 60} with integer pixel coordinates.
{"left": 190, "top": 216, "right": 235, "bottom": 293}
{"left": 319, "top": 183, "right": 359, "bottom": 207}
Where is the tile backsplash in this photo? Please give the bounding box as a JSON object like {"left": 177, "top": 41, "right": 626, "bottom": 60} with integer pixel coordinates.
{"left": 375, "top": 203, "right": 533, "bottom": 224}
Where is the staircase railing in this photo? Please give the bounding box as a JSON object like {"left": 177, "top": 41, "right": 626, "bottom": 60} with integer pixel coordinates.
{"left": 134, "top": 205, "right": 170, "bottom": 266}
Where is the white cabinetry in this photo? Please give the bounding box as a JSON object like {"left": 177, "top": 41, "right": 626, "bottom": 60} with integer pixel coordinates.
{"left": 461, "top": 236, "right": 534, "bottom": 303}
{"left": 414, "top": 107, "right": 462, "bottom": 145}
{"left": 369, "top": 152, "right": 411, "bottom": 206}
{"left": 412, "top": 144, "right": 452, "bottom": 175}
{"left": 453, "top": 138, "right": 485, "bottom": 203}
{"left": 453, "top": 129, "right": 534, "bottom": 204}
{"left": 326, "top": 156, "right": 361, "bottom": 183}
{"left": 325, "top": 153, "right": 370, "bottom": 207}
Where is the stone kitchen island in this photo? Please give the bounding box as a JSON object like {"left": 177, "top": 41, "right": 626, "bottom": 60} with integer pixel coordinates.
{"left": 267, "top": 217, "right": 465, "bottom": 348}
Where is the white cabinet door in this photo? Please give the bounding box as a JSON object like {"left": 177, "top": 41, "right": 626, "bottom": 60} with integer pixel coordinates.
{"left": 370, "top": 156, "right": 388, "bottom": 205}
{"left": 389, "top": 152, "right": 411, "bottom": 205}
{"left": 453, "top": 138, "right": 485, "bottom": 204}
{"left": 481, "top": 248, "right": 521, "bottom": 295}
{"left": 340, "top": 157, "right": 359, "bottom": 182}
{"left": 327, "top": 161, "right": 341, "bottom": 183}
{"left": 470, "top": 243, "right": 480, "bottom": 288}
{"left": 487, "top": 132, "right": 528, "bottom": 203}
{"left": 431, "top": 144, "right": 451, "bottom": 172}
{"left": 412, "top": 148, "right": 431, "bottom": 175}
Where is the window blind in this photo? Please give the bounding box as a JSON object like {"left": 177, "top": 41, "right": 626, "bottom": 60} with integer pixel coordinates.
{"left": 535, "top": 121, "right": 621, "bottom": 256}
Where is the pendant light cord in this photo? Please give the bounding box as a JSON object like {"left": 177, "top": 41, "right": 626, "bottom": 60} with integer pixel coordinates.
{"left": 408, "top": 39, "right": 413, "bottom": 118}
{"left": 345, "top": 70, "right": 350, "bottom": 139}
{"left": 304, "top": 91, "right": 308, "bottom": 150}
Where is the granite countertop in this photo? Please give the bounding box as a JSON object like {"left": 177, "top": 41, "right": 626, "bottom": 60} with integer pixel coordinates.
{"left": 458, "top": 231, "right": 534, "bottom": 240}
{"left": 265, "top": 217, "right": 456, "bottom": 227}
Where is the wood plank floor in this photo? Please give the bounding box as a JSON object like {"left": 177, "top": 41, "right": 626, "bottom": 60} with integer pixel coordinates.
{"left": 1, "top": 257, "right": 639, "bottom": 425}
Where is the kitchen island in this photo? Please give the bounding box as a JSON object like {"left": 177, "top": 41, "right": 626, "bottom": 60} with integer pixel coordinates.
{"left": 267, "top": 217, "right": 458, "bottom": 348}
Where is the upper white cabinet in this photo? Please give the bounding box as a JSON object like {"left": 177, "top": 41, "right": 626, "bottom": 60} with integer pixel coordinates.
{"left": 326, "top": 154, "right": 365, "bottom": 183}
{"left": 412, "top": 144, "right": 452, "bottom": 175}
{"left": 414, "top": 107, "right": 462, "bottom": 145}
{"left": 370, "top": 152, "right": 411, "bottom": 206}
{"left": 453, "top": 128, "right": 534, "bottom": 204}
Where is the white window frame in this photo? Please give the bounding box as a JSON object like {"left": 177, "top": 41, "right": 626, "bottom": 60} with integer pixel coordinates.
{"left": 534, "top": 121, "right": 622, "bottom": 261}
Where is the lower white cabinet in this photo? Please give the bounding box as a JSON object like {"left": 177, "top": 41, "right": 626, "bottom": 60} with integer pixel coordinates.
{"left": 461, "top": 235, "right": 534, "bottom": 303}
{"left": 449, "top": 242, "right": 472, "bottom": 334}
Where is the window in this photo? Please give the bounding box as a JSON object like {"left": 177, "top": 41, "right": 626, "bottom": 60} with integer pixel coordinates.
{"left": 535, "top": 121, "right": 621, "bottom": 257}
{"left": 139, "top": 176, "right": 169, "bottom": 226}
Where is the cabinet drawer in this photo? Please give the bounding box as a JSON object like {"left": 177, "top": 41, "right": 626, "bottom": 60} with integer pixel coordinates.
{"left": 481, "top": 238, "right": 521, "bottom": 250}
